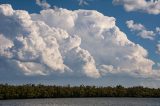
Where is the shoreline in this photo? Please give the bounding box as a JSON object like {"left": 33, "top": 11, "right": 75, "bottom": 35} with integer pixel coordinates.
{"left": 1, "top": 97, "right": 160, "bottom": 100}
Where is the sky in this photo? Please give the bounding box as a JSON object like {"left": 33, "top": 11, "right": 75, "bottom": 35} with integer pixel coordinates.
{"left": 0, "top": 0, "right": 160, "bottom": 87}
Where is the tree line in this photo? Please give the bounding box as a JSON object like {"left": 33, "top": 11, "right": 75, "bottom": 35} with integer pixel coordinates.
{"left": 0, "top": 84, "right": 160, "bottom": 99}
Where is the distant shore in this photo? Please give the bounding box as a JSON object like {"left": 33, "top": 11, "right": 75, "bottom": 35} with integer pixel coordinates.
{"left": 0, "top": 84, "right": 160, "bottom": 100}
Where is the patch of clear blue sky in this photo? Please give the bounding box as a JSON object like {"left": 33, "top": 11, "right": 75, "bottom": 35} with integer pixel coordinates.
{"left": 0, "top": 0, "right": 160, "bottom": 65}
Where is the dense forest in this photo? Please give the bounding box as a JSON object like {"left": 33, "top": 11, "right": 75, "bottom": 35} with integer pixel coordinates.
{"left": 0, "top": 84, "right": 160, "bottom": 99}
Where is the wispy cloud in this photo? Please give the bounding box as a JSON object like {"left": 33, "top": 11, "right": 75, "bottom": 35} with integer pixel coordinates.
{"left": 156, "top": 41, "right": 160, "bottom": 54}
{"left": 113, "top": 0, "right": 160, "bottom": 15}
{"left": 36, "top": 0, "right": 51, "bottom": 9}
{"left": 126, "top": 20, "right": 156, "bottom": 40}
{"left": 156, "top": 27, "right": 160, "bottom": 34}
{"left": 78, "top": 0, "right": 89, "bottom": 6}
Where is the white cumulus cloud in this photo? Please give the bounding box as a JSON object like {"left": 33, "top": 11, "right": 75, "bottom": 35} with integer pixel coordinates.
{"left": 113, "top": 0, "right": 160, "bottom": 15}
{"left": 0, "top": 4, "right": 159, "bottom": 80}
{"left": 126, "top": 20, "right": 156, "bottom": 40}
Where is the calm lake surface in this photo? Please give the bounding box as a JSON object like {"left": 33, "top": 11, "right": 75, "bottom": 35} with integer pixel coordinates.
{"left": 0, "top": 98, "right": 160, "bottom": 106}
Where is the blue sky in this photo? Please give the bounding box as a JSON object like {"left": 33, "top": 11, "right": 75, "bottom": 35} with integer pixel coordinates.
{"left": 0, "top": 0, "right": 160, "bottom": 87}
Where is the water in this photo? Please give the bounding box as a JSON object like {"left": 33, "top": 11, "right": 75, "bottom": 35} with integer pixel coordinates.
{"left": 0, "top": 98, "right": 160, "bottom": 106}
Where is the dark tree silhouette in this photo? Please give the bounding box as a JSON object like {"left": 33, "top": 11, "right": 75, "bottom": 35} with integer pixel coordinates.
{"left": 0, "top": 84, "right": 160, "bottom": 99}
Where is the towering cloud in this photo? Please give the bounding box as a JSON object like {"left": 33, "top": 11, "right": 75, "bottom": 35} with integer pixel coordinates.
{"left": 0, "top": 4, "right": 159, "bottom": 80}
{"left": 113, "top": 0, "right": 160, "bottom": 15}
